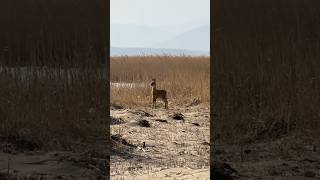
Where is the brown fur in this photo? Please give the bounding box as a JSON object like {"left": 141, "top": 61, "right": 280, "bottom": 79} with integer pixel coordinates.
{"left": 150, "top": 79, "right": 168, "bottom": 109}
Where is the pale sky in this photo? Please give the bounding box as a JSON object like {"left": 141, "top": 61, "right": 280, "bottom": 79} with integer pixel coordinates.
{"left": 111, "top": 0, "right": 210, "bottom": 27}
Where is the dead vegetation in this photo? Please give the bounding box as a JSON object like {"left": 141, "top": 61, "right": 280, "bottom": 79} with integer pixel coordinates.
{"left": 110, "top": 56, "right": 210, "bottom": 178}
{"left": 0, "top": 0, "right": 107, "bottom": 151}
{"left": 212, "top": 0, "right": 320, "bottom": 179}
{"left": 0, "top": 0, "right": 108, "bottom": 179}
{"left": 212, "top": 0, "right": 320, "bottom": 143}
{"left": 110, "top": 56, "right": 210, "bottom": 107}
{"left": 0, "top": 67, "right": 107, "bottom": 150}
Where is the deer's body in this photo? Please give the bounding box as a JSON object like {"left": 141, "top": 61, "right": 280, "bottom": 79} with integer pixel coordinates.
{"left": 151, "top": 79, "right": 168, "bottom": 109}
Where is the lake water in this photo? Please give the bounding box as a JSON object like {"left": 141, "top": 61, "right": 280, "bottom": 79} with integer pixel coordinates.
{"left": 0, "top": 67, "right": 106, "bottom": 87}
{"left": 1, "top": 67, "right": 149, "bottom": 89}
{"left": 110, "top": 82, "right": 147, "bottom": 88}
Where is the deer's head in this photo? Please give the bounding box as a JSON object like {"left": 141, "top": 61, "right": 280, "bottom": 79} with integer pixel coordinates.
{"left": 151, "top": 79, "right": 157, "bottom": 86}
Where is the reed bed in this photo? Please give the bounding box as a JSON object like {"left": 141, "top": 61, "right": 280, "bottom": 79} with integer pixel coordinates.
{"left": 0, "top": 66, "right": 107, "bottom": 150}
{"left": 0, "top": 0, "right": 108, "bottom": 150}
{"left": 212, "top": 0, "right": 320, "bottom": 143}
{"left": 110, "top": 56, "right": 210, "bottom": 106}
{"left": 0, "top": 0, "right": 107, "bottom": 67}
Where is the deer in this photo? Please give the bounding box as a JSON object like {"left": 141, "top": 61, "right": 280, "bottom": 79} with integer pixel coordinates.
{"left": 150, "top": 79, "right": 168, "bottom": 109}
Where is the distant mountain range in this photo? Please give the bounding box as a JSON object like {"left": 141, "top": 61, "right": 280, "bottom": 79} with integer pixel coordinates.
{"left": 153, "top": 25, "right": 210, "bottom": 51}
{"left": 110, "top": 19, "right": 210, "bottom": 56}
{"left": 111, "top": 24, "right": 175, "bottom": 47}
{"left": 158, "top": 19, "right": 210, "bottom": 35}
{"left": 110, "top": 47, "right": 209, "bottom": 56}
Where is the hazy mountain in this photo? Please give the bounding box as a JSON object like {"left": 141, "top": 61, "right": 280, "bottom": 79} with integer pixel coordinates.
{"left": 111, "top": 24, "right": 175, "bottom": 47}
{"left": 153, "top": 25, "right": 210, "bottom": 51}
{"left": 159, "top": 19, "right": 210, "bottom": 35}
{"left": 111, "top": 47, "right": 209, "bottom": 57}
{"left": 111, "top": 20, "right": 210, "bottom": 52}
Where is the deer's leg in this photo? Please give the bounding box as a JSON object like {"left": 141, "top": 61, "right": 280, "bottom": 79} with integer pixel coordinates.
{"left": 153, "top": 99, "right": 156, "bottom": 109}
{"left": 164, "top": 99, "right": 168, "bottom": 109}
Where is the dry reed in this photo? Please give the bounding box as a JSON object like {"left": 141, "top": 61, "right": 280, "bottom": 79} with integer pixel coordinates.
{"left": 110, "top": 56, "right": 210, "bottom": 107}
{"left": 212, "top": 0, "right": 320, "bottom": 143}
{"left": 0, "top": 0, "right": 108, "bottom": 150}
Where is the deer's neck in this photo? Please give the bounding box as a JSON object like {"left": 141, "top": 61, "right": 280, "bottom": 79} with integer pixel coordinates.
{"left": 152, "top": 86, "right": 157, "bottom": 92}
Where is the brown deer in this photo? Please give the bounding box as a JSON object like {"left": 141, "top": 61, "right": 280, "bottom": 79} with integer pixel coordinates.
{"left": 150, "top": 79, "right": 168, "bottom": 109}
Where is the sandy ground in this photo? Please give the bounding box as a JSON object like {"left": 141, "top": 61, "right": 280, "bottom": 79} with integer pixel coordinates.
{"left": 2, "top": 101, "right": 318, "bottom": 179}
{"left": 113, "top": 167, "right": 210, "bottom": 180}
{"left": 213, "top": 132, "right": 320, "bottom": 179}
{"left": 110, "top": 102, "right": 210, "bottom": 180}
{"left": 0, "top": 152, "right": 98, "bottom": 179}
{"left": 0, "top": 137, "right": 108, "bottom": 179}
{"left": 0, "top": 102, "right": 209, "bottom": 180}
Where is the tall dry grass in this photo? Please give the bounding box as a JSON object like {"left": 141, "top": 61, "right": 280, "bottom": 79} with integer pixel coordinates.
{"left": 110, "top": 56, "right": 210, "bottom": 107}
{"left": 0, "top": 67, "right": 107, "bottom": 150}
{"left": 212, "top": 0, "right": 320, "bottom": 143}
{"left": 0, "top": 0, "right": 107, "bottom": 67}
{"left": 0, "top": 0, "right": 108, "bottom": 150}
